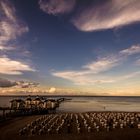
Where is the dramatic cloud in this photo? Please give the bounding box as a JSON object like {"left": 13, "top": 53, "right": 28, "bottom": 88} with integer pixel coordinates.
{"left": 0, "top": 78, "right": 17, "bottom": 87}
{"left": 39, "top": 0, "right": 76, "bottom": 15}
{"left": 52, "top": 44, "right": 140, "bottom": 85}
{"left": 120, "top": 45, "right": 140, "bottom": 56}
{"left": 0, "top": 56, "right": 35, "bottom": 75}
{"left": 72, "top": 0, "right": 140, "bottom": 32}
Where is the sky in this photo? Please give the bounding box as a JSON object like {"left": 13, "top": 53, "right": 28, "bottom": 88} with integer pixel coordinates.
{"left": 0, "top": 0, "right": 140, "bottom": 96}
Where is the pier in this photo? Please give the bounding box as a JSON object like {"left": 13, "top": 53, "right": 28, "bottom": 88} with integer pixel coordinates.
{"left": 0, "top": 97, "right": 67, "bottom": 119}
{"left": 57, "top": 97, "right": 65, "bottom": 103}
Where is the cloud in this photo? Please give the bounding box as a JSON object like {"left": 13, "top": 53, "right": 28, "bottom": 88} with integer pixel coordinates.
{"left": 48, "top": 87, "right": 56, "bottom": 93}
{"left": 39, "top": 0, "right": 76, "bottom": 15}
{"left": 0, "top": 77, "right": 39, "bottom": 88}
{"left": 52, "top": 56, "right": 119, "bottom": 85}
{"left": 53, "top": 68, "right": 140, "bottom": 85}
{"left": 120, "top": 45, "right": 140, "bottom": 56}
{"left": 0, "top": 0, "right": 36, "bottom": 75}
{"left": 0, "top": 45, "right": 15, "bottom": 51}
{"left": 0, "top": 20, "right": 28, "bottom": 45}
{"left": 0, "top": 0, "right": 28, "bottom": 46}
{"left": 53, "top": 56, "right": 119, "bottom": 77}
{"left": 16, "top": 81, "right": 39, "bottom": 88}
{"left": 53, "top": 70, "right": 115, "bottom": 85}
{"left": 52, "top": 44, "right": 140, "bottom": 85}
{"left": 0, "top": 0, "right": 17, "bottom": 22}
{"left": 120, "top": 71, "right": 140, "bottom": 80}
{"left": 72, "top": 0, "right": 140, "bottom": 32}
{"left": 83, "top": 57, "right": 119, "bottom": 73}
{"left": 0, "top": 56, "right": 35, "bottom": 75}
{"left": 0, "top": 78, "right": 17, "bottom": 87}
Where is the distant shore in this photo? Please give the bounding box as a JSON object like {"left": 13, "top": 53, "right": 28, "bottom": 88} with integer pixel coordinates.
{"left": 0, "top": 111, "right": 140, "bottom": 140}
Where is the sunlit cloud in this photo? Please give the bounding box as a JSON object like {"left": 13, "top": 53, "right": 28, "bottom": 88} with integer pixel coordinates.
{"left": 0, "top": 45, "right": 15, "bottom": 51}
{"left": 117, "top": 71, "right": 140, "bottom": 81}
{"left": 120, "top": 45, "right": 140, "bottom": 56}
{"left": 39, "top": 0, "right": 76, "bottom": 15}
{"left": 0, "top": 20, "right": 28, "bottom": 44}
{"left": 0, "top": 0, "right": 29, "bottom": 55}
{"left": 72, "top": 0, "right": 140, "bottom": 32}
{"left": 52, "top": 56, "right": 119, "bottom": 85}
{"left": 48, "top": 87, "right": 56, "bottom": 93}
{"left": 0, "top": 56, "right": 35, "bottom": 75}
{"left": 0, "top": 0, "right": 35, "bottom": 75}
{"left": 83, "top": 56, "right": 119, "bottom": 73}
{"left": 52, "top": 44, "right": 140, "bottom": 85}
{"left": 0, "top": 0, "right": 16, "bottom": 22}
{"left": 53, "top": 71, "right": 116, "bottom": 85}
{"left": 0, "top": 0, "right": 28, "bottom": 46}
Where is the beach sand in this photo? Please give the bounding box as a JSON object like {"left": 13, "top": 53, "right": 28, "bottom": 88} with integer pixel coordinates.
{"left": 0, "top": 112, "right": 140, "bottom": 140}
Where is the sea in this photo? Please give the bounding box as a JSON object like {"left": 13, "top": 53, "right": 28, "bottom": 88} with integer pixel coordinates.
{"left": 0, "top": 96, "right": 140, "bottom": 113}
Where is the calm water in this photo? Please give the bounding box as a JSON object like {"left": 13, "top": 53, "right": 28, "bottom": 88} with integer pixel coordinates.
{"left": 0, "top": 96, "right": 140, "bottom": 112}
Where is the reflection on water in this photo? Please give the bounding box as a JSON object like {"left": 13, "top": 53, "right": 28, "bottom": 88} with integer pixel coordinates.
{"left": 0, "top": 96, "right": 140, "bottom": 112}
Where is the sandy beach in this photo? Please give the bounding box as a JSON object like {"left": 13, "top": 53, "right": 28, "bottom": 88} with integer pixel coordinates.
{"left": 0, "top": 112, "right": 140, "bottom": 140}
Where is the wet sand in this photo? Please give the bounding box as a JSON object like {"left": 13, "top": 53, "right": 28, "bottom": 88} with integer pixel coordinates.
{"left": 0, "top": 112, "right": 140, "bottom": 140}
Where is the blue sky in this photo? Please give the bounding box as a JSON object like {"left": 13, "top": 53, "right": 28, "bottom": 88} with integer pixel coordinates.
{"left": 0, "top": 0, "right": 140, "bottom": 95}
